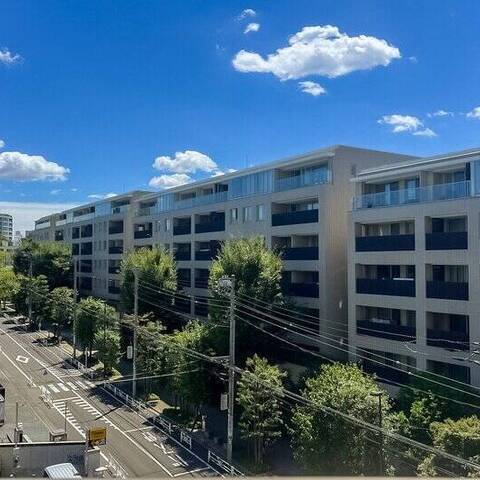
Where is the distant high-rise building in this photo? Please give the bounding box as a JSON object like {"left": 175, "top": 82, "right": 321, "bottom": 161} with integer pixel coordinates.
{"left": 0, "top": 214, "right": 13, "bottom": 244}
{"left": 13, "top": 230, "right": 22, "bottom": 246}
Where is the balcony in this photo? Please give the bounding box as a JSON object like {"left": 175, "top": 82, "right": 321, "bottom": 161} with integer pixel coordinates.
{"left": 282, "top": 247, "right": 318, "bottom": 260}
{"left": 355, "top": 234, "right": 415, "bottom": 252}
{"left": 134, "top": 229, "right": 153, "bottom": 239}
{"left": 72, "top": 244, "right": 79, "bottom": 256}
{"left": 80, "top": 244, "right": 92, "bottom": 256}
{"left": 54, "top": 231, "right": 64, "bottom": 242}
{"left": 109, "top": 225, "right": 124, "bottom": 235}
{"left": 427, "top": 329, "right": 470, "bottom": 350}
{"left": 195, "top": 217, "right": 225, "bottom": 234}
{"left": 109, "top": 246, "right": 124, "bottom": 255}
{"left": 80, "top": 264, "right": 92, "bottom": 273}
{"left": 80, "top": 226, "right": 93, "bottom": 238}
{"left": 362, "top": 363, "right": 411, "bottom": 385}
{"left": 195, "top": 278, "right": 209, "bottom": 289}
{"left": 354, "top": 181, "right": 471, "bottom": 210}
{"left": 174, "top": 251, "right": 191, "bottom": 261}
{"left": 72, "top": 229, "right": 80, "bottom": 239}
{"left": 426, "top": 281, "right": 469, "bottom": 301}
{"left": 173, "top": 225, "right": 191, "bottom": 236}
{"left": 108, "top": 285, "right": 121, "bottom": 295}
{"left": 108, "top": 266, "right": 120, "bottom": 275}
{"left": 272, "top": 209, "right": 318, "bottom": 227}
{"left": 282, "top": 282, "right": 319, "bottom": 298}
{"left": 356, "top": 278, "right": 416, "bottom": 297}
{"left": 425, "top": 231, "right": 468, "bottom": 250}
{"left": 357, "top": 320, "right": 415, "bottom": 341}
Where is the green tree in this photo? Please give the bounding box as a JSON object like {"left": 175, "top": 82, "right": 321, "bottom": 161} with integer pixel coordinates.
{"left": 75, "top": 297, "right": 117, "bottom": 365}
{"left": 208, "top": 237, "right": 284, "bottom": 356}
{"left": 94, "top": 327, "right": 121, "bottom": 376}
{"left": 0, "top": 268, "right": 20, "bottom": 309}
{"left": 120, "top": 247, "right": 177, "bottom": 325}
{"left": 237, "top": 355, "right": 286, "bottom": 467}
{"left": 13, "top": 274, "right": 49, "bottom": 325}
{"left": 419, "top": 416, "right": 480, "bottom": 477}
{"left": 13, "top": 239, "right": 72, "bottom": 289}
{"left": 290, "top": 363, "right": 393, "bottom": 475}
{"left": 47, "top": 287, "right": 75, "bottom": 340}
{"left": 136, "top": 320, "right": 166, "bottom": 389}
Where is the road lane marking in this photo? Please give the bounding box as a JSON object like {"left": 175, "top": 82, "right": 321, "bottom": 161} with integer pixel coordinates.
{"left": 58, "top": 382, "right": 70, "bottom": 392}
{"left": 66, "top": 382, "right": 78, "bottom": 390}
{"left": 174, "top": 467, "right": 211, "bottom": 477}
{"left": 16, "top": 354, "right": 29, "bottom": 364}
{"left": 47, "top": 383, "right": 60, "bottom": 393}
{"left": 124, "top": 426, "right": 153, "bottom": 434}
{"left": 76, "top": 380, "right": 88, "bottom": 389}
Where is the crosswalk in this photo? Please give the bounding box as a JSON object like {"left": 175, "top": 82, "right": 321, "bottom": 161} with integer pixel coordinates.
{"left": 47, "top": 366, "right": 84, "bottom": 378}
{"left": 52, "top": 397, "right": 118, "bottom": 433}
{"left": 43, "top": 379, "right": 95, "bottom": 394}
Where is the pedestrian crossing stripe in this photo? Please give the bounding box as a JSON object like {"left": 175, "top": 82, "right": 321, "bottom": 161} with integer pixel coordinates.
{"left": 46, "top": 380, "right": 93, "bottom": 393}
{"left": 48, "top": 384, "right": 60, "bottom": 393}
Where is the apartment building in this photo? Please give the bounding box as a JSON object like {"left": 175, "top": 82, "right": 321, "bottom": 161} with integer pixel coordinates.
{"left": 348, "top": 147, "right": 480, "bottom": 387}
{"left": 28, "top": 145, "right": 412, "bottom": 356}
{"left": 0, "top": 213, "right": 13, "bottom": 244}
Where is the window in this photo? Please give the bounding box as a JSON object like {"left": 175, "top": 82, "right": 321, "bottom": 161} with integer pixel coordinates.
{"left": 230, "top": 208, "right": 238, "bottom": 223}
{"left": 165, "top": 218, "right": 171, "bottom": 231}
{"left": 256, "top": 204, "right": 265, "bottom": 221}
{"left": 243, "top": 206, "right": 254, "bottom": 222}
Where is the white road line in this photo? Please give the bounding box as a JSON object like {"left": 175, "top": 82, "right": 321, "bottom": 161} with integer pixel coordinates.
{"left": 124, "top": 426, "right": 153, "bottom": 434}
{"left": 76, "top": 380, "right": 88, "bottom": 389}
{"left": 58, "top": 382, "right": 70, "bottom": 392}
{"left": 48, "top": 383, "right": 60, "bottom": 393}
{"left": 85, "top": 380, "right": 95, "bottom": 388}
{"left": 174, "top": 467, "right": 211, "bottom": 477}
{"left": 66, "top": 382, "right": 78, "bottom": 390}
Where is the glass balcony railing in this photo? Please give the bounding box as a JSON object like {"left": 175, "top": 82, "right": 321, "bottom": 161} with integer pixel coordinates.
{"left": 427, "top": 329, "right": 470, "bottom": 350}
{"left": 274, "top": 170, "right": 330, "bottom": 192}
{"left": 425, "top": 231, "right": 468, "bottom": 250}
{"left": 357, "top": 320, "right": 416, "bottom": 342}
{"left": 353, "top": 181, "right": 471, "bottom": 210}
{"left": 111, "top": 205, "right": 129, "bottom": 214}
{"left": 426, "top": 281, "right": 469, "bottom": 301}
{"left": 356, "top": 278, "right": 416, "bottom": 297}
{"left": 355, "top": 234, "right": 415, "bottom": 252}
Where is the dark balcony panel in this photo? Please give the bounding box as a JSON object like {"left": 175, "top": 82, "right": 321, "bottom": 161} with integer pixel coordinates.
{"left": 427, "top": 329, "right": 470, "bottom": 350}
{"left": 134, "top": 230, "right": 153, "bottom": 239}
{"left": 72, "top": 244, "right": 79, "bottom": 256}
{"left": 109, "top": 266, "right": 120, "bottom": 274}
{"left": 173, "top": 225, "right": 191, "bottom": 236}
{"left": 356, "top": 234, "right": 415, "bottom": 252}
{"left": 425, "top": 231, "right": 468, "bottom": 250}
{"left": 55, "top": 231, "right": 64, "bottom": 242}
{"left": 356, "top": 278, "right": 416, "bottom": 297}
{"left": 195, "top": 279, "right": 209, "bottom": 289}
{"left": 426, "top": 281, "right": 469, "bottom": 300}
{"left": 362, "top": 363, "right": 411, "bottom": 385}
{"left": 79, "top": 277, "right": 92, "bottom": 291}
{"left": 109, "top": 246, "right": 124, "bottom": 254}
{"left": 282, "top": 282, "right": 319, "bottom": 298}
{"left": 195, "top": 251, "right": 213, "bottom": 261}
{"left": 195, "top": 219, "right": 225, "bottom": 234}
{"left": 109, "top": 225, "right": 124, "bottom": 235}
{"left": 282, "top": 246, "right": 319, "bottom": 260}
{"left": 108, "top": 285, "right": 121, "bottom": 295}
{"left": 80, "top": 265, "right": 92, "bottom": 273}
{"left": 80, "top": 225, "right": 93, "bottom": 238}
{"left": 80, "top": 243, "right": 92, "bottom": 255}
{"left": 175, "top": 297, "right": 191, "bottom": 314}
{"left": 194, "top": 301, "right": 209, "bottom": 317}
{"left": 357, "top": 320, "right": 416, "bottom": 341}
{"left": 272, "top": 209, "right": 318, "bottom": 227}
{"left": 174, "top": 251, "right": 191, "bottom": 261}
{"left": 72, "top": 229, "right": 80, "bottom": 239}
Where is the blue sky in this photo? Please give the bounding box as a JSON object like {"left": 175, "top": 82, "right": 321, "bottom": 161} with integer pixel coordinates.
{"left": 1, "top": 0, "right": 480, "bottom": 231}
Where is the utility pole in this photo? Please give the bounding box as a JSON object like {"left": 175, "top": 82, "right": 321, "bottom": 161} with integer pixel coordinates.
{"left": 27, "top": 255, "right": 33, "bottom": 326}
{"left": 103, "top": 301, "right": 107, "bottom": 379}
{"left": 132, "top": 268, "right": 139, "bottom": 399}
{"left": 371, "top": 391, "right": 384, "bottom": 476}
{"left": 64, "top": 401, "right": 68, "bottom": 434}
{"left": 72, "top": 259, "right": 78, "bottom": 361}
{"left": 223, "top": 276, "right": 236, "bottom": 464}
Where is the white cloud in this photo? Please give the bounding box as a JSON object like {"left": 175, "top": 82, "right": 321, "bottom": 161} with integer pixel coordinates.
{"left": 211, "top": 168, "right": 237, "bottom": 177}
{"left": 149, "top": 173, "right": 192, "bottom": 190}
{"left": 237, "top": 8, "right": 256, "bottom": 20}
{"left": 70, "top": 187, "right": 78, "bottom": 192}
{"left": 232, "top": 25, "right": 400, "bottom": 80}
{"left": 0, "top": 139, "right": 5, "bottom": 149}
{"left": 298, "top": 80, "right": 326, "bottom": 96}
{"left": 153, "top": 150, "right": 217, "bottom": 174}
{"left": 0, "top": 48, "right": 21, "bottom": 66}
{"left": 50, "top": 189, "right": 62, "bottom": 195}
{"left": 413, "top": 128, "right": 437, "bottom": 137}
{"left": 378, "top": 114, "right": 437, "bottom": 137}
{"left": 0, "top": 201, "right": 78, "bottom": 234}
{"left": 428, "top": 109, "right": 454, "bottom": 118}
{"left": 466, "top": 107, "right": 480, "bottom": 119}
{"left": 409, "top": 56, "right": 418, "bottom": 63}
{"left": 0, "top": 151, "right": 69, "bottom": 181}
{"left": 87, "top": 192, "right": 117, "bottom": 200}
{"left": 244, "top": 23, "right": 260, "bottom": 34}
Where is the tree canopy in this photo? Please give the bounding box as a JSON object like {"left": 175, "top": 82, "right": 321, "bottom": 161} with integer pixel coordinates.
{"left": 47, "top": 287, "right": 75, "bottom": 339}
{"left": 0, "top": 268, "right": 20, "bottom": 309}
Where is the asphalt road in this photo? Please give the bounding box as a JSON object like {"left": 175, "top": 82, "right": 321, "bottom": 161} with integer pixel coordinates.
{"left": 0, "top": 317, "right": 222, "bottom": 478}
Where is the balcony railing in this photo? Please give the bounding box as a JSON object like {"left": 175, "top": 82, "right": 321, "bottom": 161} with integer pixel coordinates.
{"left": 176, "top": 191, "right": 228, "bottom": 211}
{"left": 80, "top": 227, "right": 93, "bottom": 238}
{"left": 54, "top": 233, "right": 64, "bottom": 242}
{"left": 174, "top": 251, "right": 191, "bottom": 261}
{"left": 357, "top": 320, "right": 415, "bottom": 341}
{"left": 356, "top": 278, "right": 416, "bottom": 297}
{"left": 362, "top": 362, "right": 412, "bottom": 385}
{"left": 109, "top": 246, "right": 124, "bottom": 254}
{"left": 282, "top": 282, "right": 319, "bottom": 298}
{"left": 427, "top": 329, "right": 470, "bottom": 350}
{"left": 355, "top": 234, "right": 415, "bottom": 252}
{"left": 353, "top": 181, "right": 471, "bottom": 210}
{"left": 195, "top": 278, "right": 209, "bottom": 289}
{"left": 111, "top": 205, "right": 129, "bottom": 215}
{"left": 108, "top": 285, "right": 121, "bottom": 295}
{"left": 134, "top": 230, "right": 153, "bottom": 239}
{"left": 195, "top": 218, "right": 225, "bottom": 234}
{"left": 137, "top": 206, "right": 156, "bottom": 216}
{"left": 282, "top": 247, "right": 319, "bottom": 260}
{"left": 425, "top": 231, "right": 468, "bottom": 250}
{"left": 109, "top": 225, "right": 124, "bottom": 235}
{"left": 72, "top": 245, "right": 79, "bottom": 256}
{"left": 72, "top": 230, "right": 80, "bottom": 239}
{"left": 173, "top": 224, "right": 191, "bottom": 236}
{"left": 272, "top": 209, "right": 318, "bottom": 227}
{"left": 80, "top": 264, "right": 92, "bottom": 273}
{"left": 108, "top": 266, "right": 120, "bottom": 274}
{"left": 426, "top": 281, "right": 469, "bottom": 300}
{"left": 80, "top": 245, "right": 92, "bottom": 255}
{"left": 274, "top": 169, "right": 330, "bottom": 192}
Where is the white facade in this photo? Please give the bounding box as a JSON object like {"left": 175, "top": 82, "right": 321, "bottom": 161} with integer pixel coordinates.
{"left": 0, "top": 214, "right": 13, "bottom": 244}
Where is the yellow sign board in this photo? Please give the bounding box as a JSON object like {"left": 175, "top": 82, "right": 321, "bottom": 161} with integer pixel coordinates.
{"left": 88, "top": 427, "right": 107, "bottom": 445}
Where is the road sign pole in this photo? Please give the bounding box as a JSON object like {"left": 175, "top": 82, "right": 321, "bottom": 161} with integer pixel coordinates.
{"left": 226, "top": 277, "right": 236, "bottom": 463}
{"left": 132, "top": 268, "right": 139, "bottom": 399}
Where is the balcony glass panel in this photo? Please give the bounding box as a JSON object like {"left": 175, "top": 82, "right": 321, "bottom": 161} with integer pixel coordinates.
{"left": 425, "top": 232, "right": 468, "bottom": 250}
{"left": 272, "top": 209, "right": 318, "bottom": 227}
{"left": 355, "top": 234, "right": 415, "bottom": 252}
{"left": 426, "top": 330, "right": 470, "bottom": 350}
{"left": 356, "top": 278, "right": 416, "bottom": 297}
{"left": 282, "top": 247, "right": 318, "bottom": 260}
{"left": 282, "top": 282, "right": 319, "bottom": 298}
{"left": 134, "top": 229, "right": 153, "bottom": 239}
{"left": 173, "top": 225, "right": 191, "bottom": 236}
{"left": 357, "top": 320, "right": 415, "bottom": 341}
{"left": 426, "top": 281, "right": 469, "bottom": 300}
